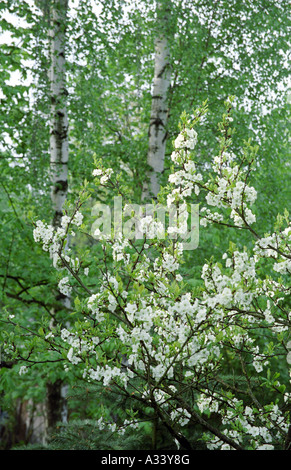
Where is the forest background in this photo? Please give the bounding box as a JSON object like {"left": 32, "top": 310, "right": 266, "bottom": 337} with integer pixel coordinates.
{"left": 0, "top": 0, "right": 290, "bottom": 451}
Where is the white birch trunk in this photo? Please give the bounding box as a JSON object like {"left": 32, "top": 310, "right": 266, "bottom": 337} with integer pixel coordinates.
{"left": 142, "top": 1, "right": 171, "bottom": 200}
{"left": 49, "top": 0, "right": 69, "bottom": 227}
{"left": 17, "top": 1, "right": 69, "bottom": 445}
{"left": 46, "top": 0, "right": 69, "bottom": 440}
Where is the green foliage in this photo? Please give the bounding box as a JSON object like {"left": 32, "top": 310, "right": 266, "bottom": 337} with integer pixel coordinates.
{"left": 0, "top": 0, "right": 290, "bottom": 451}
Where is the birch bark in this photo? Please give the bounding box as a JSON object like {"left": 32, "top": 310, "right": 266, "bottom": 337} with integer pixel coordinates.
{"left": 46, "top": 0, "right": 69, "bottom": 438}
{"left": 49, "top": 0, "right": 69, "bottom": 227}
{"left": 142, "top": 0, "right": 172, "bottom": 200}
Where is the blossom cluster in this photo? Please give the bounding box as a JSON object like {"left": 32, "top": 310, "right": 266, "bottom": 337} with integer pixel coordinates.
{"left": 198, "top": 392, "right": 289, "bottom": 450}
{"left": 167, "top": 116, "right": 258, "bottom": 232}
{"left": 92, "top": 167, "right": 113, "bottom": 184}
{"left": 254, "top": 225, "right": 291, "bottom": 275}
{"left": 201, "top": 157, "right": 257, "bottom": 227}
{"left": 27, "top": 107, "right": 291, "bottom": 450}
{"left": 33, "top": 211, "right": 83, "bottom": 271}
{"left": 167, "top": 126, "right": 202, "bottom": 206}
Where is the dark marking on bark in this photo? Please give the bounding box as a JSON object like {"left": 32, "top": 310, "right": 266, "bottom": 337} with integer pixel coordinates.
{"left": 157, "top": 63, "right": 168, "bottom": 78}
{"left": 149, "top": 117, "right": 165, "bottom": 129}
{"left": 52, "top": 179, "right": 68, "bottom": 194}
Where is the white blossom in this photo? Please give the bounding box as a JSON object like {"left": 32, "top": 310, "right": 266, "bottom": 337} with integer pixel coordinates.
{"left": 58, "top": 276, "right": 72, "bottom": 296}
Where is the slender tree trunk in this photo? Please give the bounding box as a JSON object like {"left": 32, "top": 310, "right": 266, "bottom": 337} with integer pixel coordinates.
{"left": 49, "top": 0, "right": 69, "bottom": 227}
{"left": 142, "top": 0, "right": 172, "bottom": 200}
{"left": 45, "top": 379, "right": 67, "bottom": 435}
{"left": 45, "top": 0, "right": 69, "bottom": 440}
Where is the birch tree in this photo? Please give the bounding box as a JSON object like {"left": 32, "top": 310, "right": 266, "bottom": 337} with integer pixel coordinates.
{"left": 46, "top": 0, "right": 69, "bottom": 436}
{"left": 48, "top": 0, "right": 69, "bottom": 228}
{"left": 142, "top": 0, "right": 172, "bottom": 200}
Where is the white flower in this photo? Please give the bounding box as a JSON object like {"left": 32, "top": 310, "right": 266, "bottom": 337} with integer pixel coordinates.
{"left": 244, "top": 406, "right": 255, "bottom": 421}
{"left": 171, "top": 151, "right": 180, "bottom": 163}
{"left": 124, "top": 303, "right": 137, "bottom": 322}
{"left": 58, "top": 277, "right": 72, "bottom": 296}
{"left": 273, "top": 259, "right": 291, "bottom": 274}
{"left": 185, "top": 128, "right": 197, "bottom": 149}
{"left": 33, "top": 220, "right": 54, "bottom": 251}
{"left": 245, "top": 186, "right": 257, "bottom": 204}
{"left": 244, "top": 207, "right": 256, "bottom": 225}
{"left": 253, "top": 360, "right": 263, "bottom": 373}
{"left": 184, "top": 160, "right": 196, "bottom": 172}
{"left": 92, "top": 169, "right": 102, "bottom": 176}
{"left": 19, "top": 366, "right": 28, "bottom": 376}
{"left": 100, "top": 174, "right": 109, "bottom": 184}
{"left": 107, "top": 274, "right": 119, "bottom": 291}
{"left": 92, "top": 168, "right": 113, "bottom": 184}
{"left": 61, "top": 215, "right": 71, "bottom": 229}
{"left": 108, "top": 293, "right": 117, "bottom": 312}
{"left": 67, "top": 347, "right": 81, "bottom": 364}
{"left": 174, "top": 133, "right": 185, "bottom": 149}
{"left": 185, "top": 128, "right": 197, "bottom": 139}
{"left": 196, "top": 307, "right": 207, "bottom": 323}
{"left": 61, "top": 328, "right": 70, "bottom": 341}
{"left": 72, "top": 211, "right": 83, "bottom": 227}
{"left": 162, "top": 252, "right": 179, "bottom": 272}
